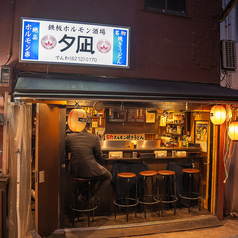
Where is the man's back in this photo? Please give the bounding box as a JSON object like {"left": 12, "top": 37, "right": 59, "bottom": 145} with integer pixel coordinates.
{"left": 66, "top": 129, "right": 107, "bottom": 178}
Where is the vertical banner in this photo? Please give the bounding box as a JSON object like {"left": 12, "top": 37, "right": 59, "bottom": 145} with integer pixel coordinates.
{"left": 22, "top": 21, "right": 40, "bottom": 60}
{"left": 113, "top": 29, "right": 128, "bottom": 66}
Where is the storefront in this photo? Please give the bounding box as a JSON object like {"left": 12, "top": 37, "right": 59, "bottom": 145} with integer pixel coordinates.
{"left": 2, "top": 8, "right": 236, "bottom": 237}
{"left": 7, "top": 71, "right": 238, "bottom": 237}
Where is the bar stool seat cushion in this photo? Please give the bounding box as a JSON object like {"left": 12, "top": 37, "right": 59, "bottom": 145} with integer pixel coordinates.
{"left": 158, "top": 170, "right": 175, "bottom": 176}
{"left": 139, "top": 170, "right": 157, "bottom": 177}
{"left": 183, "top": 168, "right": 200, "bottom": 174}
{"left": 118, "top": 172, "right": 136, "bottom": 178}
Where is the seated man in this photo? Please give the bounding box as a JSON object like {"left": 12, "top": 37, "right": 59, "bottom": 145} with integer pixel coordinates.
{"left": 66, "top": 114, "right": 112, "bottom": 205}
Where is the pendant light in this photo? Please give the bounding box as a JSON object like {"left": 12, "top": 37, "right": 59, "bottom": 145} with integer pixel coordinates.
{"left": 210, "top": 105, "right": 226, "bottom": 125}
{"left": 228, "top": 121, "right": 238, "bottom": 141}
{"left": 228, "top": 109, "right": 238, "bottom": 141}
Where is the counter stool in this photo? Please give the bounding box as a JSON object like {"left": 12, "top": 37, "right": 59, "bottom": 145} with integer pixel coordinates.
{"left": 138, "top": 170, "right": 160, "bottom": 219}
{"left": 70, "top": 177, "right": 97, "bottom": 227}
{"left": 157, "top": 170, "right": 178, "bottom": 216}
{"left": 179, "top": 168, "right": 201, "bottom": 213}
{"left": 114, "top": 172, "right": 139, "bottom": 222}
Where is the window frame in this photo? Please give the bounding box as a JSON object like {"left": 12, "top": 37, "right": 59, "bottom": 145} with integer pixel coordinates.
{"left": 144, "top": 0, "right": 187, "bottom": 17}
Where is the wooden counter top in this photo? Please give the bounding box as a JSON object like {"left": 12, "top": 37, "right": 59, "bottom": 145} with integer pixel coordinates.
{"left": 105, "top": 157, "right": 201, "bottom": 161}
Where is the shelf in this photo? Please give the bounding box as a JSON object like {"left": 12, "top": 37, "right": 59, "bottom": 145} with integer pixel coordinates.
{"left": 165, "top": 132, "right": 182, "bottom": 136}
{"left": 167, "top": 123, "right": 184, "bottom": 125}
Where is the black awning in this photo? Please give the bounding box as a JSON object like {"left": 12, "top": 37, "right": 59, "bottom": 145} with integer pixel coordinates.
{"left": 14, "top": 74, "right": 238, "bottom": 102}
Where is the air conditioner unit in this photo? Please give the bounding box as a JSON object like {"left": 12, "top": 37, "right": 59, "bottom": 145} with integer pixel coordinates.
{"left": 221, "top": 40, "right": 237, "bottom": 71}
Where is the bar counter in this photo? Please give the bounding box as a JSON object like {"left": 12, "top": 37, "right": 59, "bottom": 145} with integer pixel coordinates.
{"left": 101, "top": 140, "right": 201, "bottom": 160}
{"left": 65, "top": 141, "right": 202, "bottom": 217}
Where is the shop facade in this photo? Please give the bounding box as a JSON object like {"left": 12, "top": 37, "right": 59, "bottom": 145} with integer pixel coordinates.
{"left": 2, "top": 0, "right": 238, "bottom": 237}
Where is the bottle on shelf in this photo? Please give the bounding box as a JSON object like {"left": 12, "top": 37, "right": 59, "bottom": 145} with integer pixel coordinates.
{"left": 186, "top": 131, "right": 192, "bottom": 146}
{"left": 182, "top": 135, "right": 187, "bottom": 147}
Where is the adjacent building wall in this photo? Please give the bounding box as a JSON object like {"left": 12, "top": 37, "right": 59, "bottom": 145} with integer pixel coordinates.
{"left": 220, "top": 0, "right": 238, "bottom": 215}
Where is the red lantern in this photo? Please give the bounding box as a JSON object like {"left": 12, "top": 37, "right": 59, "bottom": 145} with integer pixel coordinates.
{"left": 67, "top": 109, "right": 86, "bottom": 132}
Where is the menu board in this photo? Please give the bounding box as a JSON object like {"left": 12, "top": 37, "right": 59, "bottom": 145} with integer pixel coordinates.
{"left": 108, "top": 108, "right": 145, "bottom": 123}
{"left": 127, "top": 109, "right": 145, "bottom": 122}
{"left": 109, "top": 108, "right": 127, "bottom": 122}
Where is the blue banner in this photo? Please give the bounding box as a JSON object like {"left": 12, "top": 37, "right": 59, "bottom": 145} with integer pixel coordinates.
{"left": 113, "top": 29, "right": 128, "bottom": 66}
{"left": 22, "top": 21, "right": 40, "bottom": 60}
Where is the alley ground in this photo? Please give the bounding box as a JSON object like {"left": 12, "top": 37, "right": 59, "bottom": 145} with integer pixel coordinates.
{"left": 46, "top": 213, "right": 238, "bottom": 238}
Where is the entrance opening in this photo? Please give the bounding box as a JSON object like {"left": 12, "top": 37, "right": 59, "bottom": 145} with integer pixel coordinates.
{"left": 59, "top": 100, "right": 212, "bottom": 229}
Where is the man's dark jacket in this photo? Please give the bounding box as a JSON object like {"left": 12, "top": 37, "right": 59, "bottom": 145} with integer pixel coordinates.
{"left": 66, "top": 129, "right": 107, "bottom": 178}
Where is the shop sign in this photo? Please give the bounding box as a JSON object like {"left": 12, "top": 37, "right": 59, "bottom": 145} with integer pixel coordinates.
{"left": 105, "top": 134, "right": 145, "bottom": 141}
{"left": 20, "top": 18, "right": 130, "bottom": 68}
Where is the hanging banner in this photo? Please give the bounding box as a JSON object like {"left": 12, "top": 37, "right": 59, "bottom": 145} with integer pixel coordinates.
{"left": 20, "top": 18, "right": 130, "bottom": 68}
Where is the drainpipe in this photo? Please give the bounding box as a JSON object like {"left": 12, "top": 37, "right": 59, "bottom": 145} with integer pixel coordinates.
{"left": 218, "top": 0, "right": 238, "bottom": 23}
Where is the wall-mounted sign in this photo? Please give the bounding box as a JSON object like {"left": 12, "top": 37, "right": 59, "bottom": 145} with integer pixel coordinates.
{"left": 20, "top": 18, "right": 130, "bottom": 68}
{"left": 105, "top": 134, "right": 145, "bottom": 141}
{"left": 195, "top": 121, "right": 208, "bottom": 152}
{"left": 108, "top": 108, "right": 127, "bottom": 122}
{"left": 0, "top": 66, "right": 11, "bottom": 84}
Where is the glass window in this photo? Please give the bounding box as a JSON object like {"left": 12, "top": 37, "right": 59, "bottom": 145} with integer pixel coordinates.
{"left": 145, "top": 0, "right": 187, "bottom": 16}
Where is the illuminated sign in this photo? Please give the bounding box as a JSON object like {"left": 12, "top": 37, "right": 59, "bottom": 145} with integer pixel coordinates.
{"left": 105, "top": 134, "right": 145, "bottom": 141}
{"left": 20, "top": 18, "right": 130, "bottom": 68}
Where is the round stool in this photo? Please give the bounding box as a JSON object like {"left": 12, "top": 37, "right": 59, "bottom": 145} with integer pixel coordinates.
{"left": 114, "top": 172, "right": 139, "bottom": 222}
{"left": 138, "top": 170, "right": 160, "bottom": 219}
{"left": 70, "top": 177, "right": 97, "bottom": 227}
{"left": 157, "top": 170, "right": 178, "bottom": 216}
{"left": 179, "top": 168, "right": 201, "bottom": 213}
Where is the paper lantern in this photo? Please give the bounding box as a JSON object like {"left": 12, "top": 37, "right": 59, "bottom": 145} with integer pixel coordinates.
{"left": 67, "top": 108, "right": 86, "bottom": 132}
{"left": 210, "top": 105, "right": 226, "bottom": 125}
{"left": 228, "top": 121, "right": 238, "bottom": 141}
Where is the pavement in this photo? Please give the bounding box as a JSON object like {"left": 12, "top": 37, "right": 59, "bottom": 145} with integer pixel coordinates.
{"left": 122, "top": 216, "right": 238, "bottom": 238}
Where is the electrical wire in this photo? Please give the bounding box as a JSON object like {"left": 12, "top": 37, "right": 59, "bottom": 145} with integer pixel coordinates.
{"left": 223, "top": 118, "right": 235, "bottom": 183}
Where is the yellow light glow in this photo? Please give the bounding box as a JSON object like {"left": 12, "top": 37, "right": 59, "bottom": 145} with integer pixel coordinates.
{"left": 67, "top": 108, "right": 86, "bottom": 132}
{"left": 210, "top": 105, "right": 226, "bottom": 125}
{"left": 228, "top": 121, "right": 238, "bottom": 141}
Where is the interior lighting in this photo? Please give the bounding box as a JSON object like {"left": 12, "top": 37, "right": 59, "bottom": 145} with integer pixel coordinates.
{"left": 210, "top": 105, "right": 226, "bottom": 125}
{"left": 67, "top": 108, "right": 87, "bottom": 132}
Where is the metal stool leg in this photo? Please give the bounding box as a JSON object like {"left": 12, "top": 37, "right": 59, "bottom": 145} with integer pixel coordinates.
{"left": 143, "top": 176, "right": 146, "bottom": 219}
{"left": 179, "top": 174, "right": 183, "bottom": 209}
{"left": 156, "top": 175, "right": 160, "bottom": 216}
{"left": 135, "top": 179, "right": 137, "bottom": 218}
{"left": 199, "top": 173, "right": 201, "bottom": 211}
{"left": 72, "top": 181, "right": 76, "bottom": 227}
{"left": 126, "top": 178, "right": 129, "bottom": 222}
{"left": 188, "top": 173, "right": 192, "bottom": 213}
{"left": 87, "top": 181, "right": 91, "bottom": 227}
{"left": 161, "top": 176, "right": 164, "bottom": 217}
{"left": 173, "top": 174, "right": 176, "bottom": 215}
{"left": 92, "top": 180, "right": 95, "bottom": 221}
{"left": 115, "top": 177, "right": 118, "bottom": 219}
